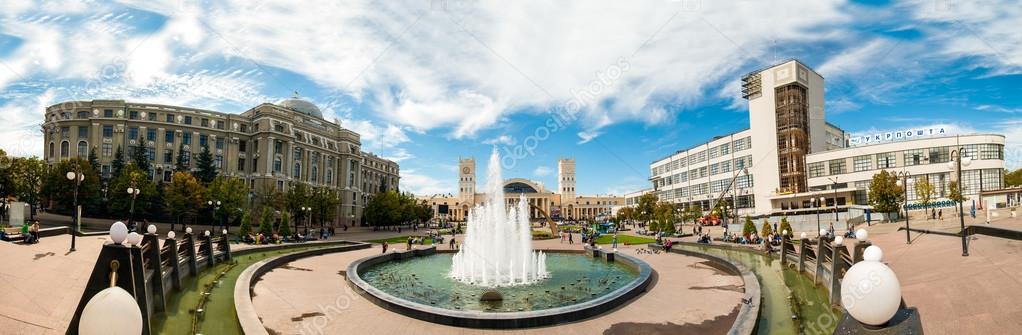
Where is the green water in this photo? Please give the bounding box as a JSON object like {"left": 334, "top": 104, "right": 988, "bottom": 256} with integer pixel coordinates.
{"left": 361, "top": 253, "right": 639, "bottom": 312}
{"left": 151, "top": 245, "right": 330, "bottom": 335}
{"left": 675, "top": 244, "right": 840, "bottom": 335}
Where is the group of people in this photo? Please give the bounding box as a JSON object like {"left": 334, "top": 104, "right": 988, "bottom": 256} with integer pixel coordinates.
{"left": 11, "top": 220, "right": 42, "bottom": 244}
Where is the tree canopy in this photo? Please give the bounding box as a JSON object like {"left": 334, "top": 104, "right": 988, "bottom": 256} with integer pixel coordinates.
{"left": 194, "top": 145, "right": 217, "bottom": 184}
{"left": 868, "top": 170, "right": 904, "bottom": 218}
{"left": 164, "top": 171, "right": 205, "bottom": 231}
{"left": 40, "top": 158, "right": 101, "bottom": 215}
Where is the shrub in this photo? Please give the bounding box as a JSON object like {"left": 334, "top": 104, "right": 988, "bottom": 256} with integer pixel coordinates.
{"left": 741, "top": 216, "right": 757, "bottom": 237}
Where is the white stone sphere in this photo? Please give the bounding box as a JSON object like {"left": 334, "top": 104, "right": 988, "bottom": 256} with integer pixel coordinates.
{"left": 782, "top": 229, "right": 788, "bottom": 236}
{"left": 204, "top": 230, "right": 210, "bottom": 237}
{"left": 167, "top": 231, "right": 176, "bottom": 239}
{"left": 856, "top": 229, "right": 869, "bottom": 241}
{"left": 126, "top": 232, "right": 142, "bottom": 246}
{"left": 109, "top": 222, "right": 128, "bottom": 245}
{"left": 185, "top": 227, "right": 193, "bottom": 234}
{"left": 800, "top": 232, "right": 808, "bottom": 239}
{"left": 147, "top": 224, "right": 157, "bottom": 234}
{"left": 841, "top": 246, "right": 901, "bottom": 326}
{"left": 222, "top": 229, "right": 228, "bottom": 235}
{"left": 863, "top": 245, "right": 883, "bottom": 262}
{"left": 79, "top": 286, "right": 143, "bottom": 335}
{"left": 834, "top": 236, "right": 844, "bottom": 246}
{"left": 820, "top": 229, "right": 828, "bottom": 236}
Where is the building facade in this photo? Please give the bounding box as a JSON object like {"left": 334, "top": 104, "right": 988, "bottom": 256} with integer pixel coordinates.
{"left": 420, "top": 158, "right": 622, "bottom": 222}
{"left": 643, "top": 59, "right": 1006, "bottom": 217}
{"left": 41, "top": 99, "right": 399, "bottom": 226}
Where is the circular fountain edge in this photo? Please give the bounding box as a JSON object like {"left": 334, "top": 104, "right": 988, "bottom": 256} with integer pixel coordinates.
{"left": 345, "top": 246, "right": 654, "bottom": 329}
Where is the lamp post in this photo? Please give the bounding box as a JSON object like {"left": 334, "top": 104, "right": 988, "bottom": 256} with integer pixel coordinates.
{"left": 816, "top": 196, "right": 825, "bottom": 236}
{"left": 301, "top": 206, "right": 312, "bottom": 236}
{"left": 66, "top": 167, "right": 85, "bottom": 252}
{"left": 207, "top": 200, "right": 221, "bottom": 235}
{"left": 896, "top": 171, "right": 912, "bottom": 244}
{"left": 948, "top": 148, "right": 972, "bottom": 256}
{"left": 828, "top": 177, "right": 841, "bottom": 222}
{"left": 126, "top": 184, "right": 141, "bottom": 231}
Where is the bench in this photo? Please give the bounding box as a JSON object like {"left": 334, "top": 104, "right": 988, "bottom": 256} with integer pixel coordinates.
{"left": 2, "top": 227, "right": 25, "bottom": 242}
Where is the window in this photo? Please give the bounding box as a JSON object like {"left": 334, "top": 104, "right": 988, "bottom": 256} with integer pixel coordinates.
{"left": 293, "top": 162, "right": 302, "bottom": 178}
{"left": 274, "top": 157, "right": 282, "bottom": 172}
{"left": 215, "top": 120, "right": 224, "bottom": 130}
{"left": 78, "top": 126, "right": 89, "bottom": 138}
{"left": 274, "top": 123, "right": 285, "bottom": 132}
{"left": 77, "top": 141, "right": 88, "bottom": 157}
{"left": 239, "top": 140, "right": 247, "bottom": 152}
{"left": 928, "top": 147, "right": 949, "bottom": 164}
{"left": 163, "top": 170, "right": 173, "bottom": 183}
{"left": 147, "top": 129, "right": 156, "bottom": 141}
{"left": 976, "top": 144, "right": 1004, "bottom": 160}
{"left": 274, "top": 141, "right": 283, "bottom": 154}
{"left": 164, "top": 150, "right": 173, "bottom": 163}
{"left": 876, "top": 152, "right": 896, "bottom": 169}
{"left": 293, "top": 147, "right": 303, "bottom": 161}
{"left": 104, "top": 109, "right": 113, "bottom": 118}
{"left": 828, "top": 159, "right": 847, "bottom": 175}
{"left": 736, "top": 174, "right": 754, "bottom": 188}
{"left": 214, "top": 155, "right": 223, "bottom": 169}
{"left": 128, "top": 127, "right": 139, "bottom": 140}
{"left": 326, "top": 169, "right": 333, "bottom": 184}
{"left": 147, "top": 149, "right": 155, "bottom": 162}
{"left": 311, "top": 166, "right": 319, "bottom": 182}
{"left": 102, "top": 125, "right": 113, "bottom": 138}
{"left": 101, "top": 165, "right": 111, "bottom": 179}
{"left": 184, "top": 116, "right": 192, "bottom": 125}
{"left": 720, "top": 143, "right": 730, "bottom": 156}
{"left": 60, "top": 141, "right": 70, "bottom": 158}
{"left": 904, "top": 149, "right": 923, "bottom": 166}
{"left": 102, "top": 144, "right": 112, "bottom": 157}
{"left": 240, "top": 124, "right": 248, "bottom": 133}
{"left": 238, "top": 158, "right": 246, "bottom": 172}
{"left": 77, "top": 111, "right": 90, "bottom": 119}
{"left": 199, "top": 135, "right": 208, "bottom": 147}
{"left": 166, "top": 114, "right": 175, "bottom": 123}
{"left": 201, "top": 118, "right": 209, "bottom": 127}
{"left": 733, "top": 136, "right": 751, "bottom": 151}
{"left": 808, "top": 162, "right": 826, "bottom": 177}
{"left": 180, "top": 150, "right": 191, "bottom": 167}
{"left": 216, "top": 138, "right": 224, "bottom": 150}
{"left": 165, "top": 131, "right": 175, "bottom": 144}
{"left": 61, "top": 126, "right": 70, "bottom": 138}
{"left": 182, "top": 133, "right": 192, "bottom": 145}
{"left": 147, "top": 112, "right": 157, "bottom": 121}
{"left": 853, "top": 155, "right": 872, "bottom": 172}
{"left": 129, "top": 111, "right": 139, "bottom": 120}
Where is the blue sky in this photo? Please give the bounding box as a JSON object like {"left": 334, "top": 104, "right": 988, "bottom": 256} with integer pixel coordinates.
{"left": 0, "top": 0, "right": 1019, "bottom": 196}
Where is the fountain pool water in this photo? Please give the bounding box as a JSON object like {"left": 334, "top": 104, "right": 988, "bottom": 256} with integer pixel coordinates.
{"left": 361, "top": 253, "right": 638, "bottom": 312}
{"left": 449, "top": 149, "right": 547, "bottom": 287}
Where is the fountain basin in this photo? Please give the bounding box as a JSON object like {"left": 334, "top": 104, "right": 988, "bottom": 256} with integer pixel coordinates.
{"left": 346, "top": 247, "right": 653, "bottom": 329}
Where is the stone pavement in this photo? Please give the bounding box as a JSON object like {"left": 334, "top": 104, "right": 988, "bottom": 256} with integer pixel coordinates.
{"left": 251, "top": 236, "right": 746, "bottom": 335}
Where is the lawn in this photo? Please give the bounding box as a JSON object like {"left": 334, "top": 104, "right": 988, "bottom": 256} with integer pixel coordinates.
{"left": 366, "top": 235, "right": 435, "bottom": 245}
{"left": 592, "top": 234, "right": 657, "bottom": 245}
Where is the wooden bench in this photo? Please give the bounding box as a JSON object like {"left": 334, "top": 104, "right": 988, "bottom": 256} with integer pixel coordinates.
{"left": 2, "top": 227, "right": 25, "bottom": 241}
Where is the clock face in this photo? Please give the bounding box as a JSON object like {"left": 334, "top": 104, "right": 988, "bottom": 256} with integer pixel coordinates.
{"left": 462, "top": 167, "right": 470, "bottom": 174}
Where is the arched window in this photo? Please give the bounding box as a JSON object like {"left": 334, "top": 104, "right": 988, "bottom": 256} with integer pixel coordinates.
{"left": 49, "top": 142, "right": 54, "bottom": 158}
{"left": 60, "top": 141, "right": 70, "bottom": 158}
{"left": 293, "top": 162, "right": 302, "bottom": 179}
{"left": 273, "top": 157, "right": 282, "bottom": 172}
{"left": 77, "top": 141, "right": 88, "bottom": 158}
{"left": 311, "top": 166, "right": 318, "bottom": 182}
{"left": 326, "top": 169, "right": 333, "bottom": 184}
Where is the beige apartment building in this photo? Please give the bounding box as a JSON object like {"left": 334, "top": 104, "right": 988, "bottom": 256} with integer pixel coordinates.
{"left": 41, "top": 98, "right": 399, "bottom": 227}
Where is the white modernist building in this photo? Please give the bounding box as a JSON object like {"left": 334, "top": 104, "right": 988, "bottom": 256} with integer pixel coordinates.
{"left": 645, "top": 59, "right": 1007, "bottom": 218}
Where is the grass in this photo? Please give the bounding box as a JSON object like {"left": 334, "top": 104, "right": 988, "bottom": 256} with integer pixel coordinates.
{"left": 593, "top": 234, "right": 657, "bottom": 245}
{"left": 365, "top": 235, "right": 435, "bottom": 245}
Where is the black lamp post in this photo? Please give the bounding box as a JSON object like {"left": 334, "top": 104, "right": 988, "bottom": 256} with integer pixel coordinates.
{"left": 948, "top": 148, "right": 972, "bottom": 256}
{"left": 897, "top": 171, "right": 912, "bottom": 244}
{"left": 816, "top": 196, "right": 825, "bottom": 236}
{"left": 126, "top": 183, "right": 141, "bottom": 231}
{"left": 207, "top": 200, "right": 221, "bottom": 235}
{"left": 65, "top": 165, "right": 85, "bottom": 252}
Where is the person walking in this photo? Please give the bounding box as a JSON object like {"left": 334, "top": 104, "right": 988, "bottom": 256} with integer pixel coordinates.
{"left": 612, "top": 233, "right": 618, "bottom": 249}
{"left": 938, "top": 209, "right": 943, "bottom": 220}
{"left": 449, "top": 237, "right": 456, "bottom": 250}
{"left": 568, "top": 232, "right": 574, "bottom": 245}
{"left": 382, "top": 241, "right": 389, "bottom": 254}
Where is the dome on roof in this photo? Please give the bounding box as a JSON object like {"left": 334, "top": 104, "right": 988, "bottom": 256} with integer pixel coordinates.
{"left": 276, "top": 98, "right": 322, "bottom": 118}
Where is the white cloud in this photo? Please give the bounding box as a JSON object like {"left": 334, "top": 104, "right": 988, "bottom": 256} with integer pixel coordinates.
{"left": 0, "top": 88, "right": 56, "bottom": 157}
{"left": 400, "top": 168, "right": 455, "bottom": 195}
{"left": 342, "top": 119, "right": 410, "bottom": 150}
{"left": 482, "top": 135, "right": 515, "bottom": 146}
{"left": 905, "top": 0, "right": 1022, "bottom": 75}
{"left": 577, "top": 130, "right": 601, "bottom": 144}
{"left": 532, "top": 166, "right": 552, "bottom": 177}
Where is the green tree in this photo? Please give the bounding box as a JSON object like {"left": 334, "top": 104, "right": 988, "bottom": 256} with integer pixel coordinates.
{"left": 278, "top": 211, "right": 292, "bottom": 236}
{"left": 779, "top": 217, "right": 792, "bottom": 237}
{"left": 40, "top": 158, "right": 101, "bottom": 215}
{"left": 914, "top": 176, "right": 935, "bottom": 219}
{"left": 653, "top": 202, "right": 676, "bottom": 235}
{"left": 111, "top": 146, "right": 125, "bottom": 179}
{"left": 947, "top": 180, "right": 966, "bottom": 203}
{"left": 87, "top": 147, "right": 99, "bottom": 174}
{"left": 741, "top": 216, "right": 757, "bottom": 237}
{"left": 686, "top": 205, "right": 703, "bottom": 225}
{"left": 310, "top": 187, "right": 340, "bottom": 230}
{"left": 868, "top": 170, "right": 904, "bottom": 220}
{"left": 259, "top": 207, "right": 274, "bottom": 235}
{"left": 194, "top": 145, "right": 217, "bottom": 184}
{"left": 164, "top": 172, "right": 205, "bottom": 232}
{"left": 364, "top": 191, "right": 403, "bottom": 227}
{"left": 130, "top": 137, "right": 150, "bottom": 172}
{"left": 239, "top": 212, "right": 252, "bottom": 236}
{"left": 0, "top": 149, "right": 12, "bottom": 199}
{"left": 174, "top": 143, "right": 189, "bottom": 172}
{"left": 416, "top": 200, "right": 434, "bottom": 225}
{"left": 1004, "top": 168, "right": 1021, "bottom": 187}
{"left": 10, "top": 157, "right": 46, "bottom": 219}
{"left": 108, "top": 164, "right": 157, "bottom": 221}
{"left": 760, "top": 219, "right": 773, "bottom": 237}
{"left": 636, "top": 193, "right": 657, "bottom": 227}
{"left": 208, "top": 176, "right": 247, "bottom": 230}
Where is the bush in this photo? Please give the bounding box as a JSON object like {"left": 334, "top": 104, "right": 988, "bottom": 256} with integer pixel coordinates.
{"left": 531, "top": 230, "right": 554, "bottom": 240}
{"left": 278, "top": 211, "right": 292, "bottom": 236}
{"left": 760, "top": 219, "right": 772, "bottom": 237}
{"left": 239, "top": 213, "right": 252, "bottom": 236}
{"left": 779, "top": 217, "right": 792, "bottom": 237}
{"left": 259, "top": 207, "right": 274, "bottom": 235}
{"left": 741, "top": 216, "right": 757, "bottom": 237}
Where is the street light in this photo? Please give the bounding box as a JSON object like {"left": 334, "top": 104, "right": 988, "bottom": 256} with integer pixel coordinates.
{"left": 66, "top": 167, "right": 86, "bottom": 252}
{"left": 207, "top": 200, "right": 221, "bottom": 235}
{"left": 948, "top": 148, "right": 972, "bottom": 256}
{"left": 301, "top": 206, "right": 312, "bottom": 236}
{"left": 126, "top": 184, "right": 141, "bottom": 231}
{"left": 816, "top": 196, "right": 825, "bottom": 236}
{"left": 827, "top": 177, "right": 840, "bottom": 222}
{"left": 896, "top": 171, "right": 912, "bottom": 244}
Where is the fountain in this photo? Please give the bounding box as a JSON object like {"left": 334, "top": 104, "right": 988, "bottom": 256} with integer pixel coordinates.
{"left": 449, "top": 149, "right": 548, "bottom": 287}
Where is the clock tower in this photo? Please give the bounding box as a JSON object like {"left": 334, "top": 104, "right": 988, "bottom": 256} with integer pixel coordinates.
{"left": 459, "top": 158, "right": 476, "bottom": 203}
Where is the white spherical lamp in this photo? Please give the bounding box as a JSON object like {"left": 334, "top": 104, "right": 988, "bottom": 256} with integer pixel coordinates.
{"left": 167, "top": 231, "right": 176, "bottom": 239}
{"left": 841, "top": 246, "right": 901, "bottom": 326}
{"left": 800, "top": 232, "right": 808, "bottom": 239}
{"left": 126, "top": 232, "right": 142, "bottom": 246}
{"left": 78, "top": 286, "right": 143, "bottom": 335}
{"left": 820, "top": 229, "right": 828, "bottom": 236}
{"left": 185, "top": 227, "right": 193, "bottom": 234}
{"left": 204, "top": 230, "right": 210, "bottom": 237}
{"left": 856, "top": 229, "right": 869, "bottom": 241}
{"left": 834, "top": 236, "right": 844, "bottom": 246}
{"left": 222, "top": 229, "right": 228, "bottom": 235}
{"left": 146, "top": 224, "right": 157, "bottom": 235}
{"left": 109, "top": 222, "right": 128, "bottom": 245}
{"left": 782, "top": 229, "right": 788, "bottom": 236}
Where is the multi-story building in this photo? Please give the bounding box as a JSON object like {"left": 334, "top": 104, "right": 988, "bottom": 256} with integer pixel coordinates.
{"left": 643, "top": 59, "right": 1007, "bottom": 218}
{"left": 420, "top": 158, "right": 622, "bottom": 222}
{"left": 41, "top": 98, "right": 399, "bottom": 226}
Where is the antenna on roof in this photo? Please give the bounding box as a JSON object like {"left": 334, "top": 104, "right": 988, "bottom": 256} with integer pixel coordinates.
{"left": 293, "top": 91, "right": 300, "bottom": 98}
